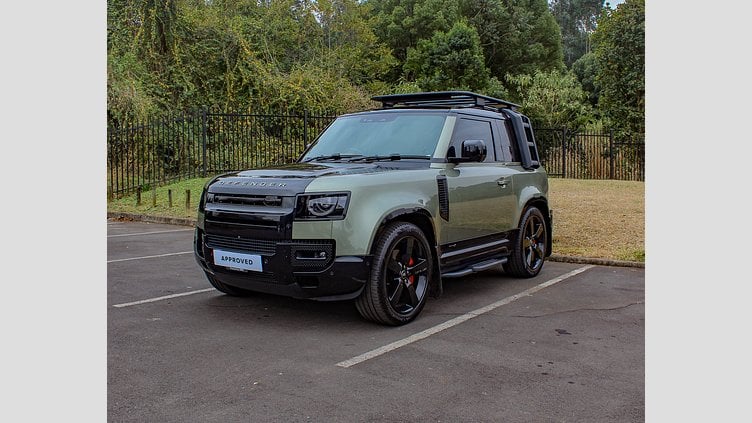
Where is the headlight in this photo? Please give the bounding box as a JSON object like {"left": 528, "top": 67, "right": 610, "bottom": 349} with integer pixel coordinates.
{"left": 198, "top": 188, "right": 208, "bottom": 212}
{"left": 295, "top": 193, "right": 350, "bottom": 220}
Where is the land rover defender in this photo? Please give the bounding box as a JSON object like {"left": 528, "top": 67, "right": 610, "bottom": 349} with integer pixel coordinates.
{"left": 194, "top": 91, "right": 552, "bottom": 325}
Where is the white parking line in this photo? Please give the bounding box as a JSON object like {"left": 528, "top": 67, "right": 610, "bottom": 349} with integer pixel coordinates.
{"left": 336, "top": 265, "right": 594, "bottom": 368}
{"left": 112, "top": 288, "right": 215, "bottom": 308}
{"left": 108, "top": 229, "right": 194, "bottom": 238}
{"left": 107, "top": 251, "right": 193, "bottom": 263}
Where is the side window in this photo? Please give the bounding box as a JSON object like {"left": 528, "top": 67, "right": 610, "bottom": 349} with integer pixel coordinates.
{"left": 502, "top": 119, "right": 521, "bottom": 162}
{"left": 447, "top": 118, "right": 495, "bottom": 162}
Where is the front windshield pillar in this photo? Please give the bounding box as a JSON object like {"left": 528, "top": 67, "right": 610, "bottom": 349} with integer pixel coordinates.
{"left": 431, "top": 116, "right": 456, "bottom": 160}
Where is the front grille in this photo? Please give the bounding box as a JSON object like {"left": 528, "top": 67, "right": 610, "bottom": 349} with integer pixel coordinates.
{"left": 209, "top": 193, "right": 283, "bottom": 207}
{"left": 205, "top": 234, "right": 277, "bottom": 255}
{"left": 235, "top": 271, "right": 280, "bottom": 284}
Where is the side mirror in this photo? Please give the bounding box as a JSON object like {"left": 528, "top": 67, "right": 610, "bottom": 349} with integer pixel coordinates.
{"left": 449, "top": 139, "right": 487, "bottom": 163}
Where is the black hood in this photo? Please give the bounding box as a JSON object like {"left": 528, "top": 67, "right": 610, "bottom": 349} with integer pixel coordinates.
{"left": 237, "top": 162, "right": 361, "bottom": 178}
{"left": 206, "top": 162, "right": 413, "bottom": 196}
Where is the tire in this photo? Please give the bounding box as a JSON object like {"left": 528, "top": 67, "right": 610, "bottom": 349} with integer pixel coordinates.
{"left": 504, "top": 206, "right": 548, "bottom": 278}
{"left": 356, "top": 222, "right": 433, "bottom": 326}
{"left": 204, "top": 272, "right": 253, "bottom": 296}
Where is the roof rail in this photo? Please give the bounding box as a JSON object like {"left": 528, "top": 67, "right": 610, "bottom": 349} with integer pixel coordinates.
{"left": 371, "top": 91, "right": 519, "bottom": 112}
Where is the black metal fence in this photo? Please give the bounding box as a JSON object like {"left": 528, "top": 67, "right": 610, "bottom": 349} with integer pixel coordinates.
{"left": 107, "top": 109, "right": 645, "bottom": 198}
{"left": 107, "top": 108, "right": 336, "bottom": 198}
{"left": 535, "top": 129, "right": 645, "bottom": 181}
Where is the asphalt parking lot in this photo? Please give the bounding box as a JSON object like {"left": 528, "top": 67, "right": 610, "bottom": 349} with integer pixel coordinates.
{"left": 108, "top": 219, "right": 644, "bottom": 422}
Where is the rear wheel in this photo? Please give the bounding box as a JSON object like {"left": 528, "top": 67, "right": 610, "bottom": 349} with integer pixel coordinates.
{"left": 356, "top": 222, "right": 433, "bottom": 326}
{"left": 504, "top": 206, "right": 547, "bottom": 278}
{"left": 204, "top": 273, "right": 253, "bottom": 296}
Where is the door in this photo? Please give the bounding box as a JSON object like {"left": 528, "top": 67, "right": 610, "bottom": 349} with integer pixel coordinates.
{"left": 441, "top": 117, "right": 518, "bottom": 244}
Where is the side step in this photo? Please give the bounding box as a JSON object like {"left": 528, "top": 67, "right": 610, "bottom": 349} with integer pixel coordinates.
{"left": 441, "top": 257, "right": 507, "bottom": 279}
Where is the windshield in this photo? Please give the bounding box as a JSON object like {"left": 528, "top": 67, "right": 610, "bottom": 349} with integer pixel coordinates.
{"left": 301, "top": 112, "right": 446, "bottom": 161}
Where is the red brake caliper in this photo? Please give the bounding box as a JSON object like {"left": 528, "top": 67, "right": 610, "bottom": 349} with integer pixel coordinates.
{"left": 407, "top": 257, "right": 415, "bottom": 285}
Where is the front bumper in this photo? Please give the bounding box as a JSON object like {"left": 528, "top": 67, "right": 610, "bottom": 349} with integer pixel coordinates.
{"left": 194, "top": 228, "right": 372, "bottom": 300}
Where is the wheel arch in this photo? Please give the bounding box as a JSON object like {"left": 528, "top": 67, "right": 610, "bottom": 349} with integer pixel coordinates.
{"left": 371, "top": 208, "right": 444, "bottom": 297}
{"left": 520, "top": 195, "right": 552, "bottom": 258}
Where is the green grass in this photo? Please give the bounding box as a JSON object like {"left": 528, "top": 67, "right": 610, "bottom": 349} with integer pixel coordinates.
{"left": 548, "top": 178, "right": 644, "bottom": 262}
{"left": 108, "top": 178, "right": 211, "bottom": 220}
{"left": 107, "top": 177, "right": 645, "bottom": 262}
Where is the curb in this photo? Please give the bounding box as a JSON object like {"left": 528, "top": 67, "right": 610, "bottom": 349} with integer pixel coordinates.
{"left": 108, "top": 212, "right": 196, "bottom": 227}
{"left": 107, "top": 212, "right": 645, "bottom": 269}
{"left": 548, "top": 254, "right": 644, "bottom": 268}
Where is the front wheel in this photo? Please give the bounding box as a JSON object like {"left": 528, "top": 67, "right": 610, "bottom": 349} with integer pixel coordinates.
{"left": 504, "top": 206, "right": 548, "bottom": 278}
{"left": 356, "top": 222, "right": 433, "bottom": 326}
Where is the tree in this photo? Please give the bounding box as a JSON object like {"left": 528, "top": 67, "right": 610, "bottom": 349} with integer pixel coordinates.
{"left": 368, "top": 0, "right": 460, "bottom": 63}
{"left": 312, "top": 0, "right": 396, "bottom": 84}
{"left": 107, "top": 0, "right": 162, "bottom": 122}
{"left": 571, "top": 51, "right": 599, "bottom": 107}
{"left": 550, "top": 0, "right": 605, "bottom": 67}
{"left": 460, "top": 0, "right": 565, "bottom": 76}
{"left": 368, "top": 0, "right": 564, "bottom": 83}
{"left": 592, "top": 0, "right": 644, "bottom": 137}
{"left": 107, "top": 0, "right": 385, "bottom": 119}
{"left": 505, "top": 70, "right": 592, "bottom": 131}
{"left": 404, "top": 21, "right": 490, "bottom": 92}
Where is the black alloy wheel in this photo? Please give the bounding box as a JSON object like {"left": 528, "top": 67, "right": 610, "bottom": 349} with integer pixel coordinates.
{"left": 384, "top": 235, "right": 430, "bottom": 315}
{"left": 356, "top": 222, "right": 433, "bottom": 325}
{"left": 504, "top": 206, "right": 547, "bottom": 278}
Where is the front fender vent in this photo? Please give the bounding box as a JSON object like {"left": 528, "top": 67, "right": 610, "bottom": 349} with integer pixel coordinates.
{"left": 437, "top": 176, "right": 449, "bottom": 221}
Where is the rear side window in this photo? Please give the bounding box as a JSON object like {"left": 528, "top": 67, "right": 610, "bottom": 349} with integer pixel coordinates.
{"left": 447, "top": 118, "right": 495, "bottom": 162}
{"left": 502, "top": 120, "right": 521, "bottom": 162}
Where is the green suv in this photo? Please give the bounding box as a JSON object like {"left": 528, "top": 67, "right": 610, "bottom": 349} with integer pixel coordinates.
{"left": 194, "top": 91, "right": 552, "bottom": 325}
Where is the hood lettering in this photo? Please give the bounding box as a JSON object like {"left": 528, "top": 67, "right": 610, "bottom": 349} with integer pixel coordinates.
{"left": 218, "top": 181, "right": 287, "bottom": 187}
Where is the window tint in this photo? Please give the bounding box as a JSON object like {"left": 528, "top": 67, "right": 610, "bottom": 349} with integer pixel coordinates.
{"left": 503, "top": 120, "right": 521, "bottom": 162}
{"left": 447, "top": 118, "right": 494, "bottom": 162}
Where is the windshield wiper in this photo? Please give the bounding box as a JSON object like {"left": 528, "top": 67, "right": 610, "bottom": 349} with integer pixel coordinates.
{"left": 346, "top": 154, "right": 430, "bottom": 163}
{"left": 302, "top": 153, "right": 356, "bottom": 163}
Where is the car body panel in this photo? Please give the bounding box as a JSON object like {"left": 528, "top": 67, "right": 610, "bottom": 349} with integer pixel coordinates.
{"left": 303, "top": 168, "right": 440, "bottom": 256}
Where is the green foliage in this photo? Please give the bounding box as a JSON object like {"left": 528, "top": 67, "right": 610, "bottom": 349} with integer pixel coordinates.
{"left": 592, "top": 0, "right": 645, "bottom": 137}
{"left": 505, "top": 70, "right": 592, "bottom": 131}
{"left": 106, "top": 0, "right": 642, "bottom": 138}
{"left": 107, "top": 0, "right": 389, "bottom": 122}
{"left": 253, "top": 63, "right": 377, "bottom": 113}
{"left": 107, "top": 50, "right": 160, "bottom": 123}
{"left": 404, "top": 21, "right": 490, "bottom": 92}
{"left": 457, "top": 0, "right": 509, "bottom": 74}
{"left": 369, "top": 0, "right": 565, "bottom": 82}
{"left": 571, "top": 51, "right": 600, "bottom": 107}
{"left": 311, "top": 0, "right": 398, "bottom": 84}
{"left": 460, "top": 0, "right": 565, "bottom": 76}
{"left": 550, "top": 0, "right": 605, "bottom": 67}
{"left": 388, "top": 80, "right": 424, "bottom": 94}
{"left": 484, "top": 77, "right": 509, "bottom": 100}
{"left": 369, "top": 0, "right": 460, "bottom": 63}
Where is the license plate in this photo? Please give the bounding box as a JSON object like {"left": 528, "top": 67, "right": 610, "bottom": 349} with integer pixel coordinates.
{"left": 213, "top": 249, "right": 263, "bottom": 272}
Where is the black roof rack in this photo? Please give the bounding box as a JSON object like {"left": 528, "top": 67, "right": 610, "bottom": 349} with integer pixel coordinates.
{"left": 371, "top": 91, "right": 519, "bottom": 112}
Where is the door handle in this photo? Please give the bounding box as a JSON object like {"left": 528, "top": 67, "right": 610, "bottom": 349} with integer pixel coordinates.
{"left": 496, "top": 177, "right": 511, "bottom": 188}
